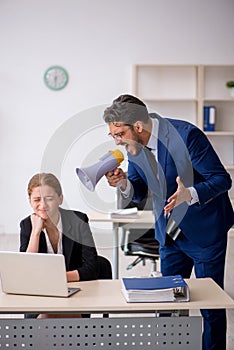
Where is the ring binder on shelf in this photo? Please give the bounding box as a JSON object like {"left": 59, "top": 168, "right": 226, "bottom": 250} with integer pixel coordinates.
{"left": 203, "top": 106, "right": 216, "bottom": 131}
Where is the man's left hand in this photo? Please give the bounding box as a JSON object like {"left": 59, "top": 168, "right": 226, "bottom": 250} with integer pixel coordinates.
{"left": 164, "top": 176, "right": 192, "bottom": 216}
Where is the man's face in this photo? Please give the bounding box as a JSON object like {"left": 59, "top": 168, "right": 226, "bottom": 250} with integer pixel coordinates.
{"left": 108, "top": 122, "right": 142, "bottom": 155}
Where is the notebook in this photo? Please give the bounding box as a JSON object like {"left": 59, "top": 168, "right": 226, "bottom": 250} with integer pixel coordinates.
{"left": 110, "top": 207, "right": 138, "bottom": 219}
{"left": 0, "top": 251, "right": 80, "bottom": 297}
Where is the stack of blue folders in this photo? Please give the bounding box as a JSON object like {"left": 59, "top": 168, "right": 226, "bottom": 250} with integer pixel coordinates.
{"left": 121, "top": 275, "right": 190, "bottom": 303}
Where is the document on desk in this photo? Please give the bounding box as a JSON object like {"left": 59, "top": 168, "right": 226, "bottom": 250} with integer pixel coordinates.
{"left": 121, "top": 275, "right": 190, "bottom": 303}
{"left": 110, "top": 207, "right": 138, "bottom": 219}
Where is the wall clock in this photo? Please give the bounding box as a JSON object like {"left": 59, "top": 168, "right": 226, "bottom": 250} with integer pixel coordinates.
{"left": 44, "top": 66, "right": 69, "bottom": 91}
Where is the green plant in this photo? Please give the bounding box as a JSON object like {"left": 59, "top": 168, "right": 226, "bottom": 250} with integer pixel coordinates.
{"left": 226, "top": 81, "right": 234, "bottom": 88}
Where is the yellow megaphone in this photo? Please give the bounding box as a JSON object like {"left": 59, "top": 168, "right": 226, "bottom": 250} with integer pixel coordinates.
{"left": 76, "top": 149, "right": 124, "bottom": 191}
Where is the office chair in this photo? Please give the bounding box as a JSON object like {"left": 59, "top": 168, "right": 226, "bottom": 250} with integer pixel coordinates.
{"left": 97, "top": 255, "right": 112, "bottom": 279}
{"left": 82, "top": 255, "right": 112, "bottom": 319}
{"left": 118, "top": 189, "right": 160, "bottom": 274}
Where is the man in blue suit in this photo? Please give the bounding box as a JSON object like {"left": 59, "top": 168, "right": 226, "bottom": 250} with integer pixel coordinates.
{"left": 103, "top": 94, "right": 233, "bottom": 350}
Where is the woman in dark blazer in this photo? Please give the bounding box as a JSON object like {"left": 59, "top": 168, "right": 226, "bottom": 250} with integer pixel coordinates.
{"left": 20, "top": 173, "right": 98, "bottom": 283}
{"left": 20, "top": 172, "right": 99, "bottom": 319}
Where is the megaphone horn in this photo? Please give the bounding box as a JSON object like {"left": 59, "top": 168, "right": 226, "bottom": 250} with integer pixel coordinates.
{"left": 76, "top": 149, "right": 124, "bottom": 192}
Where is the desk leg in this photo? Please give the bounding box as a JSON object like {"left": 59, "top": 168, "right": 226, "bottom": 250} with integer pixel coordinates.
{"left": 112, "top": 223, "right": 119, "bottom": 279}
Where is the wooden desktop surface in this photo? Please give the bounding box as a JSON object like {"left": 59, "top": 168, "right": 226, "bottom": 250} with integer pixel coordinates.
{"left": 0, "top": 278, "right": 233, "bottom": 314}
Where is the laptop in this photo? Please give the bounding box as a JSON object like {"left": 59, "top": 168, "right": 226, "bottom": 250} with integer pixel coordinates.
{"left": 0, "top": 251, "right": 80, "bottom": 297}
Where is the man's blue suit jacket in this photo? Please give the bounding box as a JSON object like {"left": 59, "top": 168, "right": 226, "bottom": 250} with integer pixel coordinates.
{"left": 127, "top": 113, "right": 234, "bottom": 247}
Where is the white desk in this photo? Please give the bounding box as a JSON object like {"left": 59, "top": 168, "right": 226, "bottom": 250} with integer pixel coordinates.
{"left": 89, "top": 211, "right": 234, "bottom": 279}
{"left": 0, "top": 278, "right": 233, "bottom": 314}
{"left": 88, "top": 210, "right": 155, "bottom": 279}
{"left": 0, "top": 278, "right": 233, "bottom": 349}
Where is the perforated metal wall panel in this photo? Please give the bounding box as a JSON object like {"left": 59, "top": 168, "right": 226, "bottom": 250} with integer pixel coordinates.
{"left": 0, "top": 316, "right": 202, "bottom": 349}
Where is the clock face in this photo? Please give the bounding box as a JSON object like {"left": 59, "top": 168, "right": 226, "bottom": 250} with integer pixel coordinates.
{"left": 44, "top": 66, "right": 69, "bottom": 90}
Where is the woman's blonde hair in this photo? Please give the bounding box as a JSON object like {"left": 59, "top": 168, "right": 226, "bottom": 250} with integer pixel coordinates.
{"left": 27, "top": 173, "right": 62, "bottom": 197}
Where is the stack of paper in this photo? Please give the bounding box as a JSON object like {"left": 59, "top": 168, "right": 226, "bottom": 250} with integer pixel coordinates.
{"left": 121, "top": 275, "right": 190, "bottom": 303}
{"left": 110, "top": 207, "right": 138, "bottom": 219}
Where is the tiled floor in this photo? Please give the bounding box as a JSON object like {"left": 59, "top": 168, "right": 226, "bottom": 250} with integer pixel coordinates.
{"left": 0, "top": 231, "right": 234, "bottom": 349}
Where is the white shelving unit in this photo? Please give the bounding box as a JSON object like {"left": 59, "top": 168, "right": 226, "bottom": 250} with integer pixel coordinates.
{"left": 132, "top": 64, "right": 234, "bottom": 206}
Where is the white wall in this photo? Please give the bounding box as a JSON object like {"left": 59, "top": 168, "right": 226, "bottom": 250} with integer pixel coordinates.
{"left": 0, "top": 0, "right": 233, "bottom": 234}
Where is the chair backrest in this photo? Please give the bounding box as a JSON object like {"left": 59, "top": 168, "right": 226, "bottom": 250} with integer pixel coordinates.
{"left": 117, "top": 188, "right": 157, "bottom": 247}
{"left": 97, "top": 255, "right": 112, "bottom": 279}
{"left": 117, "top": 189, "right": 160, "bottom": 273}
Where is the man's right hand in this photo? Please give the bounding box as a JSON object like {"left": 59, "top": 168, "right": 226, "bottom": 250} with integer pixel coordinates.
{"left": 105, "top": 168, "right": 127, "bottom": 190}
